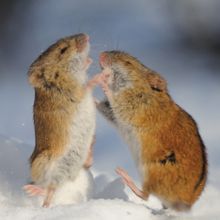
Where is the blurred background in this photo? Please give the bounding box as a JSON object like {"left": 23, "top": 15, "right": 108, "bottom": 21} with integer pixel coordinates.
{"left": 0, "top": 0, "right": 219, "bottom": 182}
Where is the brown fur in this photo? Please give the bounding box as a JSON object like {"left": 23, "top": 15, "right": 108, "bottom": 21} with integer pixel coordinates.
{"left": 28, "top": 34, "right": 88, "bottom": 185}
{"left": 99, "top": 51, "right": 207, "bottom": 211}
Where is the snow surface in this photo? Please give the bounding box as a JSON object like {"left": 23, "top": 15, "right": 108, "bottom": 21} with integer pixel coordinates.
{"left": 0, "top": 135, "right": 220, "bottom": 220}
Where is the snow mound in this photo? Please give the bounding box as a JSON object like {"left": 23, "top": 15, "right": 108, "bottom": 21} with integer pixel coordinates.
{"left": 0, "top": 135, "right": 220, "bottom": 220}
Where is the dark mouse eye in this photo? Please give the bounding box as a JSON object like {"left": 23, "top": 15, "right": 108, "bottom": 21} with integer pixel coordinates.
{"left": 151, "top": 86, "right": 162, "bottom": 92}
{"left": 125, "top": 61, "right": 131, "bottom": 65}
{"left": 60, "top": 46, "right": 68, "bottom": 54}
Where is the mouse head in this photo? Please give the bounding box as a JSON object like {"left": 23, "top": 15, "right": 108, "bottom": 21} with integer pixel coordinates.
{"left": 99, "top": 50, "right": 167, "bottom": 94}
{"left": 28, "top": 33, "right": 92, "bottom": 89}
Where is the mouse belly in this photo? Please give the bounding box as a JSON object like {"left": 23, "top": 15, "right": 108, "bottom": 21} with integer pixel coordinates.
{"left": 50, "top": 92, "right": 96, "bottom": 185}
{"left": 117, "top": 121, "right": 146, "bottom": 182}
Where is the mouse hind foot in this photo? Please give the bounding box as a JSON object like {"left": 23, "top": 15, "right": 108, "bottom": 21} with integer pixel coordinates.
{"left": 23, "top": 184, "right": 46, "bottom": 197}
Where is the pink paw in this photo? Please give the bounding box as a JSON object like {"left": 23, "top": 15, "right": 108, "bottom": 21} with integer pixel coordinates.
{"left": 86, "top": 74, "right": 103, "bottom": 90}
{"left": 23, "top": 184, "right": 45, "bottom": 197}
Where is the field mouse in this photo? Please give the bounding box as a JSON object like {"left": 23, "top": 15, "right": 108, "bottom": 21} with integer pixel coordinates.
{"left": 24, "top": 33, "right": 98, "bottom": 207}
{"left": 95, "top": 50, "right": 207, "bottom": 211}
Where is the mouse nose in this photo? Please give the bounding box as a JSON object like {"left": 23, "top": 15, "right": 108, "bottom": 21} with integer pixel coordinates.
{"left": 99, "top": 52, "right": 108, "bottom": 67}
{"left": 76, "top": 33, "right": 89, "bottom": 52}
{"left": 85, "top": 34, "right": 89, "bottom": 41}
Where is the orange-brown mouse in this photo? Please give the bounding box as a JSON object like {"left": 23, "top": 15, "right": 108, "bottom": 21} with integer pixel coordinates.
{"left": 96, "top": 50, "right": 207, "bottom": 211}
{"left": 24, "top": 33, "right": 97, "bottom": 207}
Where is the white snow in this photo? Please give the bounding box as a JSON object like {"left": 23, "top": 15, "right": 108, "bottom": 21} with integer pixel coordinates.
{"left": 0, "top": 135, "right": 220, "bottom": 220}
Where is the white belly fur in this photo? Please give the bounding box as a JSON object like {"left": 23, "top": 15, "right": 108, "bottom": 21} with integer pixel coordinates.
{"left": 117, "top": 121, "right": 145, "bottom": 183}
{"left": 52, "top": 168, "right": 94, "bottom": 206}
{"left": 49, "top": 91, "right": 96, "bottom": 185}
{"left": 68, "top": 91, "right": 96, "bottom": 163}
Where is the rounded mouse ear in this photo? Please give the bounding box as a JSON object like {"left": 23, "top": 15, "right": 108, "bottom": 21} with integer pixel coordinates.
{"left": 28, "top": 66, "right": 45, "bottom": 88}
{"left": 146, "top": 71, "right": 167, "bottom": 92}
